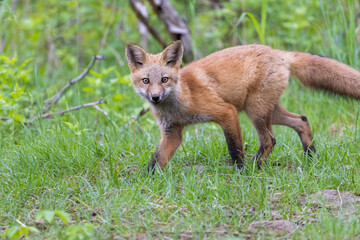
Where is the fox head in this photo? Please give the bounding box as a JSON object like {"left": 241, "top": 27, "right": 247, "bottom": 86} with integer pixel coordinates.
{"left": 125, "top": 41, "right": 184, "bottom": 104}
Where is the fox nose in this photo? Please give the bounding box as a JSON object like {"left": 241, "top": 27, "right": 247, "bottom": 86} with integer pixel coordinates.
{"left": 151, "top": 94, "right": 161, "bottom": 103}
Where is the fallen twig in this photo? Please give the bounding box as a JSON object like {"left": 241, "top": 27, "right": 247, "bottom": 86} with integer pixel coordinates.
{"left": 43, "top": 55, "right": 106, "bottom": 113}
{"left": 28, "top": 98, "right": 106, "bottom": 125}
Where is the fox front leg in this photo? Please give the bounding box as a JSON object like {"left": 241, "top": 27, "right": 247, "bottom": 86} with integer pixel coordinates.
{"left": 148, "top": 124, "right": 184, "bottom": 173}
{"left": 214, "top": 104, "right": 245, "bottom": 168}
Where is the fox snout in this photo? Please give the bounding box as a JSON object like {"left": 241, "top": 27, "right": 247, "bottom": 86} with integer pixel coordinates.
{"left": 148, "top": 92, "right": 169, "bottom": 104}
{"left": 135, "top": 87, "right": 170, "bottom": 104}
{"left": 150, "top": 94, "right": 161, "bottom": 103}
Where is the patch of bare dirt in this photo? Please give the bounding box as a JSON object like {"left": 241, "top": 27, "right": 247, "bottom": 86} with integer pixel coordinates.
{"left": 303, "top": 189, "right": 360, "bottom": 215}
{"left": 247, "top": 220, "right": 296, "bottom": 236}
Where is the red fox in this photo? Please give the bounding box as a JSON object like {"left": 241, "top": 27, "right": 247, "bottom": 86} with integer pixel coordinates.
{"left": 125, "top": 41, "right": 360, "bottom": 171}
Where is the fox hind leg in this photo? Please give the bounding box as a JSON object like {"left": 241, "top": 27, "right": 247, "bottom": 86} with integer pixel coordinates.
{"left": 271, "top": 104, "right": 315, "bottom": 155}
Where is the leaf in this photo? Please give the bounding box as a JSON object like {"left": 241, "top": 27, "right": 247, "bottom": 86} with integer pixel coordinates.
{"left": 11, "top": 113, "right": 24, "bottom": 122}
{"left": 82, "top": 87, "right": 94, "bottom": 93}
{"left": 36, "top": 210, "right": 56, "bottom": 223}
{"left": 18, "top": 58, "right": 33, "bottom": 70}
{"left": 89, "top": 70, "right": 102, "bottom": 78}
{"left": 246, "top": 12, "right": 263, "bottom": 44}
{"left": 5, "top": 225, "right": 39, "bottom": 239}
{"left": 5, "top": 226, "right": 20, "bottom": 239}
{"left": 101, "top": 66, "right": 115, "bottom": 76}
{"left": 79, "top": 129, "right": 91, "bottom": 134}
{"left": 235, "top": 12, "right": 247, "bottom": 27}
{"left": 10, "top": 86, "right": 25, "bottom": 99}
{"left": 54, "top": 210, "right": 72, "bottom": 223}
{"left": 65, "top": 223, "right": 95, "bottom": 239}
{"left": 112, "top": 93, "right": 123, "bottom": 102}
{"left": 0, "top": 55, "right": 16, "bottom": 65}
{"left": 115, "top": 71, "right": 132, "bottom": 86}
{"left": 18, "top": 69, "right": 32, "bottom": 82}
{"left": 25, "top": 226, "right": 40, "bottom": 234}
{"left": 64, "top": 121, "right": 75, "bottom": 130}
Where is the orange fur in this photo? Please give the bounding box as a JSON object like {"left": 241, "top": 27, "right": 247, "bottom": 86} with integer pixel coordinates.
{"left": 125, "top": 41, "right": 359, "bottom": 171}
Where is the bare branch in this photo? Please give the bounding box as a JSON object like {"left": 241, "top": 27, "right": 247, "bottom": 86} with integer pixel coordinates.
{"left": 43, "top": 55, "right": 106, "bottom": 113}
{"left": 93, "top": 105, "right": 108, "bottom": 116}
{"left": 129, "top": 0, "right": 167, "bottom": 48}
{"left": 147, "top": 0, "right": 199, "bottom": 62}
{"left": 0, "top": 37, "right": 5, "bottom": 53}
{"left": 1, "top": 117, "right": 10, "bottom": 121}
{"left": 11, "top": 0, "right": 18, "bottom": 12}
{"left": 137, "top": 1, "right": 150, "bottom": 50}
{"left": 28, "top": 98, "right": 106, "bottom": 125}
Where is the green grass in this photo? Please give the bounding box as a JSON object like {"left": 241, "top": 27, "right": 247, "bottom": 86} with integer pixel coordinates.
{"left": 1, "top": 0, "right": 360, "bottom": 239}
{"left": 1, "top": 82, "right": 359, "bottom": 239}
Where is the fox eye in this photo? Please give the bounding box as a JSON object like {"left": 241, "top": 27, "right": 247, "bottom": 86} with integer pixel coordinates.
{"left": 161, "top": 77, "right": 169, "bottom": 83}
{"left": 142, "top": 78, "right": 150, "bottom": 84}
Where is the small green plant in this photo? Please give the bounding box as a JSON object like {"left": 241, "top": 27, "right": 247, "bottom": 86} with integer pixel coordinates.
{"left": 5, "top": 223, "right": 39, "bottom": 240}
{"left": 245, "top": 0, "right": 267, "bottom": 44}
{"left": 64, "top": 223, "right": 95, "bottom": 240}
{"left": 0, "top": 55, "right": 33, "bottom": 123}
{"left": 35, "top": 210, "right": 72, "bottom": 224}
{"left": 64, "top": 121, "right": 91, "bottom": 136}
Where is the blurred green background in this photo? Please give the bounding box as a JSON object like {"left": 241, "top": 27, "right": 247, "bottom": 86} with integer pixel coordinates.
{"left": 1, "top": 1, "right": 359, "bottom": 239}
{"left": 0, "top": 0, "right": 359, "bottom": 128}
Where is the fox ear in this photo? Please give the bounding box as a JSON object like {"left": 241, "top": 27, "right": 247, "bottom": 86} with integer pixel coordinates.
{"left": 161, "top": 40, "right": 184, "bottom": 68}
{"left": 125, "top": 43, "right": 148, "bottom": 71}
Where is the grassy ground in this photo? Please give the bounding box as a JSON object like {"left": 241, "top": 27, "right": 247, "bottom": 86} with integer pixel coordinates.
{"left": 1, "top": 1, "right": 360, "bottom": 239}
{"left": 1, "top": 80, "right": 359, "bottom": 239}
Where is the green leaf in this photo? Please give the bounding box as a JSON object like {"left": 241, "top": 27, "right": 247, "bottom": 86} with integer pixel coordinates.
{"left": 11, "top": 113, "right": 24, "bottom": 122}
{"left": 65, "top": 223, "right": 95, "bottom": 239}
{"left": 10, "top": 86, "right": 25, "bottom": 99}
{"left": 246, "top": 12, "right": 263, "bottom": 44}
{"left": 82, "top": 87, "right": 94, "bottom": 93}
{"left": 0, "top": 55, "right": 16, "bottom": 65}
{"left": 112, "top": 93, "right": 123, "bottom": 102}
{"left": 5, "top": 225, "right": 39, "bottom": 240}
{"left": 79, "top": 129, "right": 91, "bottom": 134}
{"left": 64, "top": 121, "right": 75, "bottom": 130}
{"left": 5, "top": 226, "right": 20, "bottom": 239}
{"left": 54, "top": 210, "right": 72, "bottom": 223}
{"left": 18, "top": 58, "right": 33, "bottom": 70}
{"left": 101, "top": 66, "right": 115, "bottom": 76}
{"left": 36, "top": 210, "right": 56, "bottom": 223}
{"left": 89, "top": 70, "right": 102, "bottom": 78}
{"left": 25, "top": 226, "right": 40, "bottom": 234}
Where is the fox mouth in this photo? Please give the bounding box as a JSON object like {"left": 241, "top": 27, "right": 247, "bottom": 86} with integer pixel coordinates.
{"left": 149, "top": 93, "right": 170, "bottom": 104}
{"left": 150, "top": 99, "right": 163, "bottom": 104}
{"left": 149, "top": 96, "right": 165, "bottom": 104}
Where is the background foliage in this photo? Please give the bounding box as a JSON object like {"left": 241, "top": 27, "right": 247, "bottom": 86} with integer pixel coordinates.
{"left": 0, "top": 0, "right": 359, "bottom": 239}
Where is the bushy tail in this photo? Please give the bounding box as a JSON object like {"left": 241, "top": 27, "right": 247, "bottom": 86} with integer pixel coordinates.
{"left": 285, "top": 51, "right": 360, "bottom": 99}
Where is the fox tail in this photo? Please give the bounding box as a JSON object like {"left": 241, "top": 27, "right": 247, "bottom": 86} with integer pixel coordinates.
{"left": 285, "top": 51, "right": 360, "bottom": 99}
